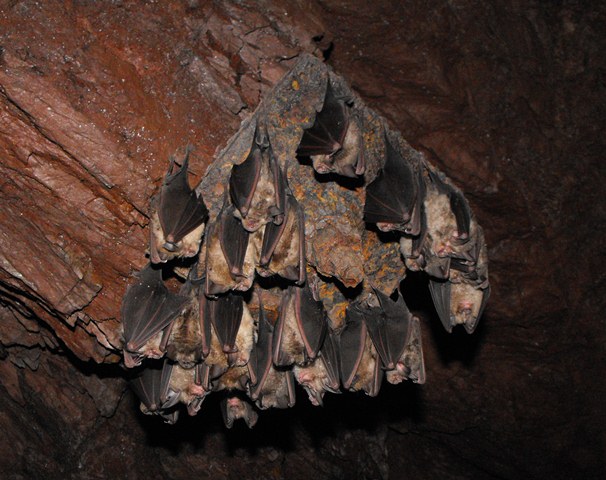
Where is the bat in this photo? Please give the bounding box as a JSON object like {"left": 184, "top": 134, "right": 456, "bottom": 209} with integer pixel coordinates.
{"left": 339, "top": 304, "right": 383, "bottom": 396}
{"left": 167, "top": 362, "right": 210, "bottom": 416}
{"left": 258, "top": 194, "right": 306, "bottom": 285}
{"left": 130, "top": 359, "right": 179, "bottom": 424}
{"left": 204, "top": 205, "right": 261, "bottom": 295}
{"left": 355, "top": 288, "right": 414, "bottom": 371}
{"left": 208, "top": 292, "right": 255, "bottom": 366}
{"left": 150, "top": 148, "right": 209, "bottom": 263}
{"left": 386, "top": 315, "right": 426, "bottom": 385}
{"left": 272, "top": 283, "right": 327, "bottom": 367}
{"left": 248, "top": 298, "right": 296, "bottom": 410}
{"left": 428, "top": 169, "right": 472, "bottom": 242}
{"left": 212, "top": 365, "right": 250, "bottom": 393}
{"left": 166, "top": 273, "right": 206, "bottom": 369}
{"left": 296, "top": 81, "right": 365, "bottom": 177}
{"left": 221, "top": 394, "right": 259, "bottom": 429}
{"left": 293, "top": 329, "right": 341, "bottom": 406}
{"left": 121, "top": 264, "right": 188, "bottom": 368}
{"left": 364, "top": 135, "right": 423, "bottom": 235}
{"left": 229, "top": 126, "right": 286, "bottom": 231}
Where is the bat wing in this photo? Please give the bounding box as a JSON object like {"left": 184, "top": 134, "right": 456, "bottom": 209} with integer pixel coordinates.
{"left": 229, "top": 131, "right": 263, "bottom": 217}
{"left": 198, "top": 291, "right": 212, "bottom": 359}
{"left": 219, "top": 203, "right": 250, "bottom": 277}
{"left": 363, "top": 289, "right": 413, "bottom": 370}
{"left": 248, "top": 300, "right": 273, "bottom": 400}
{"left": 131, "top": 359, "right": 178, "bottom": 422}
{"left": 297, "top": 81, "right": 349, "bottom": 157}
{"left": 269, "top": 145, "right": 287, "bottom": 225}
{"left": 319, "top": 329, "right": 341, "bottom": 392}
{"left": 463, "top": 285, "right": 491, "bottom": 334}
{"left": 259, "top": 199, "right": 290, "bottom": 267}
{"left": 428, "top": 279, "right": 453, "bottom": 332}
{"left": 121, "top": 264, "right": 188, "bottom": 358}
{"left": 294, "top": 284, "right": 328, "bottom": 360}
{"left": 158, "top": 150, "right": 209, "bottom": 244}
{"left": 209, "top": 292, "right": 244, "bottom": 353}
{"left": 428, "top": 170, "right": 472, "bottom": 241}
{"left": 364, "top": 136, "right": 417, "bottom": 226}
{"left": 339, "top": 306, "right": 367, "bottom": 390}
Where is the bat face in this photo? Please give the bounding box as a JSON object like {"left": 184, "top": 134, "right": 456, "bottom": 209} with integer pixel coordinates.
{"left": 167, "top": 363, "right": 209, "bottom": 416}
{"left": 258, "top": 194, "right": 306, "bottom": 285}
{"left": 364, "top": 136, "right": 421, "bottom": 233}
{"left": 221, "top": 395, "right": 258, "bottom": 429}
{"left": 121, "top": 264, "right": 188, "bottom": 367}
{"left": 230, "top": 129, "right": 286, "bottom": 232}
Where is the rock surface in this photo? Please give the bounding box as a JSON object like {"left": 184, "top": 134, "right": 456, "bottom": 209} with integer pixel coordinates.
{"left": 0, "top": 1, "right": 603, "bottom": 479}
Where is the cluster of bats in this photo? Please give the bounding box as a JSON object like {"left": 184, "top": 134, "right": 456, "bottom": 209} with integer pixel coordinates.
{"left": 121, "top": 61, "right": 490, "bottom": 429}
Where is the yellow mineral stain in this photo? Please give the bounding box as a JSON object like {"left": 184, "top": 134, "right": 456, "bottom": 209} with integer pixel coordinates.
{"left": 292, "top": 80, "right": 300, "bottom": 90}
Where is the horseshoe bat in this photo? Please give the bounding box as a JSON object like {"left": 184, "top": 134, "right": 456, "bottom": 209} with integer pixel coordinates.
{"left": 293, "top": 329, "right": 340, "bottom": 406}
{"left": 229, "top": 127, "right": 286, "bottom": 231}
{"left": 297, "top": 81, "right": 365, "bottom": 177}
{"left": 273, "top": 283, "right": 328, "bottom": 367}
{"left": 357, "top": 288, "right": 414, "bottom": 371}
{"left": 130, "top": 359, "right": 180, "bottom": 424}
{"left": 221, "top": 394, "right": 259, "bottom": 429}
{"left": 121, "top": 264, "right": 188, "bottom": 368}
{"left": 364, "top": 136, "right": 422, "bottom": 235}
{"left": 150, "top": 148, "right": 209, "bottom": 263}
{"left": 258, "top": 194, "right": 306, "bottom": 284}
{"left": 204, "top": 203, "right": 261, "bottom": 295}
{"left": 429, "top": 278, "right": 490, "bottom": 334}
{"left": 386, "top": 315, "right": 426, "bottom": 385}
{"left": 167, "top": 362, "right": 210, "bottom": 416}
{"left": 248, "top": 298, "right": 296, "bottom": 409}
{"left": 339, "top": 305, "right": 383, "bottom": 396}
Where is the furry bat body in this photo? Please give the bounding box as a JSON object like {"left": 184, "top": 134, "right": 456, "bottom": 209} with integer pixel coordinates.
{"left": 385, "top": 315, "right": 426, "bottom": 385}
{"left": 167, "top": 363, "right": 209, "bottom": 416}
{"left": 230, "top": 128, "right": 286, "bottom": 231}
{"left": 297, "top": 81, "right": 365, "bottom": 177}
{"left": 121, "top": 264, "right": 188, "bottom": 368}
{"left": 221, "top": 394, "right": 259, "bottom": 429}
{"left": 258, "top": 194, "right": 306, "bottom": 284}
{"left": 150, "top": 149, "right": 209, "bottom": 263}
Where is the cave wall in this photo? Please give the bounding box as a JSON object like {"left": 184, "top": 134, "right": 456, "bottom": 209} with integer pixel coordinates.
{"left": 0, "top": 1, "right": 604, "bottom": 479}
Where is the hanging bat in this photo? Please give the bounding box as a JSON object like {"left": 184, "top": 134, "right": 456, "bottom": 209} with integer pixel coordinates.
{"left": 248, "top": 298, "right": 296, "bottom": 410}
{"left": 429, "top": 277, "right": 490, "bottom": 334}
{"left": 296, "top": 80, "right": 365, "bottom": 177}
{"left": 130, "top": 359, "right": 180, "bottom": 424}
{"left": 257, "top": 194, "right": 306, "bottom": 285}
{"left": 166, "top": 273, "right": 206, "bottom": 369}
{"left": 229, "top": 126, "right": 286, "bottom": 231}
{"left": 204, "top": 203, "right": 261, "bottom": 295}
{"left": 167, "top": 362, "right": 210, "bottom": 416}
{"left": 364, "top": 135, "right": 423, "bottom": 235}
{"left": 150, "top": 148, "right": 209, "bottom": 263}
{"left": 272, "top": 283, "right": 328, "bottom": 367}
{"left": 339, "top": 304, "right": 383, "bottom": 396}
{"left": 355, "top": 288, "right": 414, "bottom": 371}
{"left": 121, "top": 264, "right": 188, "bottom": 368}
{"left": 220, "top": 394, "right": 259, "bottom": 429}
{"left": 386, "top": 315, "right": 426, "bottom": 385}
{"left": 293, "top": 329, "right": 341, "bottom": 406}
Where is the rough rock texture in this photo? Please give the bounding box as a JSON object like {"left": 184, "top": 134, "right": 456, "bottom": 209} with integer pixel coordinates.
{"left": 0, "top": 1, "right": 603, "bottom": 479}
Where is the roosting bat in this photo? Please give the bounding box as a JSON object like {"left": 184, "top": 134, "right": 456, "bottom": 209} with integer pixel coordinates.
{"left": 121, "top": 264, "right": 188, "bottom": 368}
{"left": 204, "top": 202, "right": 261, "bottom": 295}
{"left": 221, "top": 394, "right": 259, "bottom": 429}
{"left": 150, "top": 148, "right": 209, "bottom": 263}
{"left": 364, "top": 135, "right": 423, "bottom": 235}
{"left": 296, "top": 80, "right": 365, "bottom": 177}
{"left": 385, "top": 315, "right": 426, "bottom": 385}
{"left": 293, "top": 329, "right": 340, "bottom": 406}
{"left": 258, "top": 194, "right": 306, "bottom": 284}
{"left": 272, "top": 283, "right": 328, "bottom": 367}
{"left": 355, "top": 288, "right": 414, "bottom": 371}
{"left": 339, "top": 304, "right": 383, "bottom": 396}
{"left": 229, "top": 127, "right": 286, "bottom": 231}
{"left": 248, "top": 299, "right": 296, "bottom": 409}
{"left": 167, "top": 362, "right": 209, "bottom": 416}
{"left": 130, "top": 359, "right": 179, "bottom": 423}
